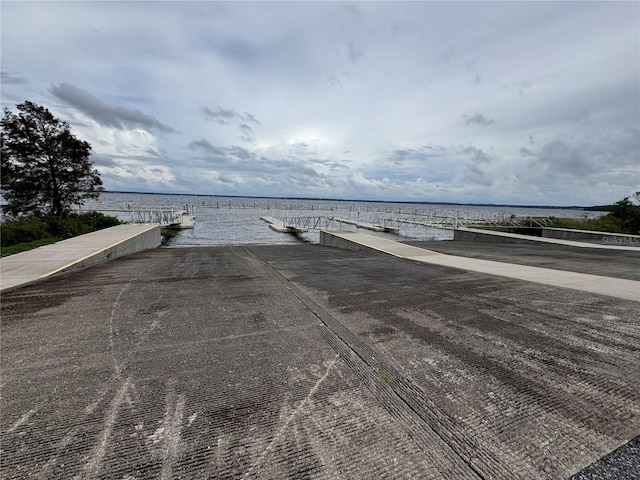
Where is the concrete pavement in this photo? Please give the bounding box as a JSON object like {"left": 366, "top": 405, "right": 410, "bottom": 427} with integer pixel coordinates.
{"left": 455, "top": 227, "right": 640, "bottom": 250}
{"left": 320, "top": 230, "right": 640, "bottom": 301}
{"left": 405, "top": 240, "right": 640, "bottom": 281}
{"left": 1, "top": 243, "right": 639, "bottom": 479}
{"left": 0, "top": 224, "right": 160, "bottom": 292}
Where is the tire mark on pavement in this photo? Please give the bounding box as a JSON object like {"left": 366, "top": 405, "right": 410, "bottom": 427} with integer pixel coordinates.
{"left": 243, "top": 247, "right": 492, "bottom": 479}
{"left": 159, "top": 379, "right": 186, "bottom": 480}
{"left": 76, "top": 378, "right": 131, "bottom": 480}
{"left": 243, "top": 354, "right": 340, "bottom": 478}
{"left": 6, "top": 408, "right": 37, "bottom": 433}
{"left": 109, "top": 279, "right": 135, "bottom": 378}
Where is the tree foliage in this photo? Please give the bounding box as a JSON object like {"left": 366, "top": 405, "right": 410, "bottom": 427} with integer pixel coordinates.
{"left": 609, "top": 193, "right": 640, "bottom": 234}
{"left": 1, "top": 101, "right": 103, "bottom": 218}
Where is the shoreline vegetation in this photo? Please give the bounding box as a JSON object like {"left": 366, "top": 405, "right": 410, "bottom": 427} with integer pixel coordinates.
{"left": 0, "top": 212, "right": 120, "bottom": 257}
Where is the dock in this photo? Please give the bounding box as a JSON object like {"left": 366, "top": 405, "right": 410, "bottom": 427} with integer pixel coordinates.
{"left": 79, "top": 204, "right": 196, "bottom": 229}
{"left": 260, "top": 216, "right": 309, "bottom": 233}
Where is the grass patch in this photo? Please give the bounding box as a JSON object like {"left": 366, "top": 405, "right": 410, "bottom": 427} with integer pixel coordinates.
{"left": 161, "top": 228, "right": 180, "bottom": 245}
{"left": 1, "top": 237, "right": 59, "bottom": 257}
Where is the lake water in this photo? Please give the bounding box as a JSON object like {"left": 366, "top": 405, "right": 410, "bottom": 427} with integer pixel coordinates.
{"left": 82, "top": 192, "right": 603, "bottom": 246}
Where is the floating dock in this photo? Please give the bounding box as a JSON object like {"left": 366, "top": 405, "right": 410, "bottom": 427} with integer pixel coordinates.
{"left": 78, "top": 205, "right": 196, "bottom": 229}
{"left": 260, "top": 216, "right": 309, "bottom": 233}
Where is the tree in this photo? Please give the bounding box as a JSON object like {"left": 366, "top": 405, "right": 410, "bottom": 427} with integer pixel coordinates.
{"left": 1, "top": 101, "right": 103, "bottom": 218}
{"left": 609, "top": 193, "right": 640, "bottom": 234}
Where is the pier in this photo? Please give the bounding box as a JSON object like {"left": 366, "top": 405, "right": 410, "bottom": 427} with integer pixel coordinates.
{"left": 333, "top": 217, "right": 399, "bottom": 233}
{"left": 80, "top": 204, "right": 196, "bottom": 229}
{"left": 260, "top": 216, "right": 398, "bottom": 233}
{"left": 259, "top": 214, "right": 555, "bottom": 235}
{"left": 381, "top": 214, "right": 551, "bottom": 230}
{"left": 260, "top": 216, "right": 309, "bottom": 233}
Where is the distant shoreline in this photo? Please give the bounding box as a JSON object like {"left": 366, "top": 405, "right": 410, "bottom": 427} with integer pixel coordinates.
{"left": 103, "top": 190, "right": 598, "bottom": 210}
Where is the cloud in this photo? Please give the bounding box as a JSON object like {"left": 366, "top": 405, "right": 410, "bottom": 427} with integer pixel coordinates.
{"left": 201, "top": 105, "right": 259, "bottom": 143}
{"left": 239, "top": 123, "right": 255, "bottom": 143}
{"left": 98, "top": 158, "right": 177, "bottom": 189}
{"left": 201, "top": 106, "right": 259, "bottom": 125}
{"left": 463, "top": 146, "right": 492, "bottom": 163}
{"left": 50, "top": 83, "right": 176, "bottom": 133}
{"left": 89, "top": 153, "right": 119, "bottom": 167}
{"left": 522, "top": 129, "right": 640, "bottom": 180}
{"left": 344, "top": 5, "right": 364, "bottom": 19}
{"left": 1, "top": 71, "right": 27, "bottom": 85}
{"left": 187, "top": 139, "right": 226, "bottom": 155}
{"left": 463, "top": 113, "right": 496, "bottom": 127}
{"left": 201, "top": 106, "right": 237, "bottom": 125}
{"left": 187, "top": 139, "right": 323, "bottom": 180}
{"left": 347, "top": 42, "right": 363, "bottom": 63}
{"left": 388, "top": 144, "right": 494, "bottom": 166}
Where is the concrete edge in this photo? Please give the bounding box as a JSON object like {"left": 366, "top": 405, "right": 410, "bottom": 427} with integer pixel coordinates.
{"left": 41, "top": 224, "right": 162, "bottom": 277}
{"left": 0, "top": 225, "right": 161, "bottom": 293}
{"left": 542, "top": 227, "right": 640, "bottom": 243}
{"left": 319, "top": 230, "right": 403, "bottom": 257}
{"left": 454, "top": 227, "right": 640, "bottom": 250}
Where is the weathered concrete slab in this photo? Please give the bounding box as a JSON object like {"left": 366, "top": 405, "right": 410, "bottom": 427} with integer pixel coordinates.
{"left": 320, "top": 230, "right": 640, "bottom": 301}
{"left": 1, "top": 244, "right": 638, "bottom": 479}
{"left": 0, "top": 224, "right": 160, "bottom": 292}
{"left": 405, "top": 240, "right": 640, "bottom": 281}
{"left": 542, "top": 227, "right": 640, "bottom": 245}
{"left": 454, "top": 227, "right": 640, "bottom": 250}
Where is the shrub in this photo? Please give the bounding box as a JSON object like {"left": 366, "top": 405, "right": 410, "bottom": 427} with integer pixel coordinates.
{"left": 0, "top": 212, "right": 121, "bottom": 253}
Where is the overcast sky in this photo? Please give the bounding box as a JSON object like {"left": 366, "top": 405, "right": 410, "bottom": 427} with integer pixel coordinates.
{"left": 2, "top": 1, "right": 639, "bottom": 205}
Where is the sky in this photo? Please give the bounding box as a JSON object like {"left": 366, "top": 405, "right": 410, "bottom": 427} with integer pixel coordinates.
{"left": 1, "top": 1, "right": 639, "bottom": 206}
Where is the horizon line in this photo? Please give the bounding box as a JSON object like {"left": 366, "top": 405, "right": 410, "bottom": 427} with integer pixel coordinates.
{"left": 101, "top": 190, "right": 601, "bottom": 210}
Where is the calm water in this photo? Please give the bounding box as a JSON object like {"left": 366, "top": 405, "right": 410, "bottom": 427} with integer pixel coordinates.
{"left": 82, "top": 192, "right": 603, "bottom": 246}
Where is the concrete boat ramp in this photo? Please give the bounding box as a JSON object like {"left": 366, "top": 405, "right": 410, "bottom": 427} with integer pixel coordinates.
{"left": 1, "top": 227, "right": 639, "bottom": 479}
{"left": 320, "top": 230, "right": 640, "bottom": 301}
{"left": 0, "top": 224, "right": 160, "bottom": 291}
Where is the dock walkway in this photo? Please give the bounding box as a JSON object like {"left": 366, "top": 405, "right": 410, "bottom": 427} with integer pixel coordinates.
{"left": 260, "top": 216, "right": 308, "bottom": 233}
{"left": 333, "top": 217, "right": 399, "bottom": 232}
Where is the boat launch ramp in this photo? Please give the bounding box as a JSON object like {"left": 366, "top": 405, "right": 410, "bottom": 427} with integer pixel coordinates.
{"left": 1, "top": 225, "right": 638, "bottom": 479}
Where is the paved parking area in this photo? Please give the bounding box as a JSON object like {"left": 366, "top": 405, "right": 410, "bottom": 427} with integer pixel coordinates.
{"left": 1, "top": 244, "right": 639, "bottom": 479}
